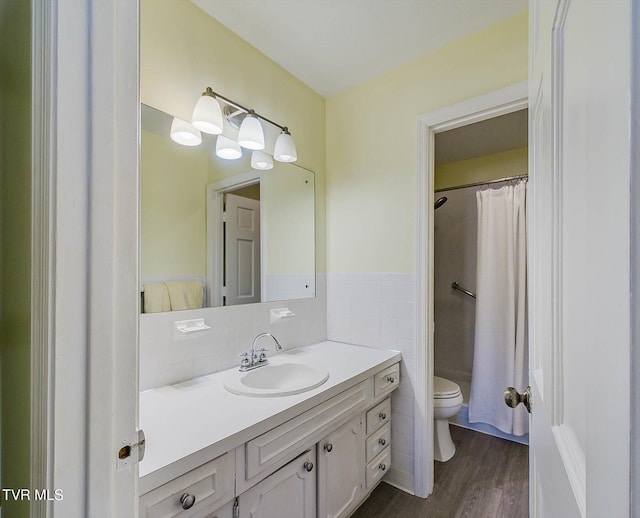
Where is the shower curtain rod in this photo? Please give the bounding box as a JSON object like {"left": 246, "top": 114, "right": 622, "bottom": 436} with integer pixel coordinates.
{"left": 434, "top": 173, "right": 528, "bottom": 193}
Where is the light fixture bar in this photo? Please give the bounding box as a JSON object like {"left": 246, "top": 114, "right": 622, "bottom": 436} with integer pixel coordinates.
{"left": 204, "top": 87, "right": 288, "bottom": 132}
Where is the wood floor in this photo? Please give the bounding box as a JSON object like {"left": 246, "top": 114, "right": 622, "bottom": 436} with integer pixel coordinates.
{"left": 352, "top": 426, "right": 529, "bottom": 518}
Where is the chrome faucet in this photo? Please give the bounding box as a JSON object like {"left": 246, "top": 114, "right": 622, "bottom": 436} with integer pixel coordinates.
{"left": 239, "top": 333, "right": 283, "bottom": 371}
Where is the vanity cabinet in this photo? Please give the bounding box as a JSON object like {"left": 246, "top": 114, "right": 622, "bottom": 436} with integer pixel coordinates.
{"left": 317, "top": 415, "right": 365, "bottom": 518}
{"left": 237, "top": 449, "right": 316, "bottom": 518}
{"left": 140, "top": 356, "right": 400, "bottom": 518}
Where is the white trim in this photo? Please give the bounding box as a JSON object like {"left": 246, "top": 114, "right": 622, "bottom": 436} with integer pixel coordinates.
{"left": 31, "top": 0, "right": 55, "bottom": 515}
{"left": 631, "top": 0, "right": 640, "bottom": 513}
{"left": 415, "top": 81, "right": 528, "bottom": 497}
{"left": 552, "top": 424, "right": 586, "bottom": 516}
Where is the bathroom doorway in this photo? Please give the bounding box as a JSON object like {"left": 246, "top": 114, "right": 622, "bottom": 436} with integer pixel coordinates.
{"left": 433, "top": 109, "right": 529, "bottom": 444}
{"left": 414, "top": 82, "right": 529, "bottom": 501}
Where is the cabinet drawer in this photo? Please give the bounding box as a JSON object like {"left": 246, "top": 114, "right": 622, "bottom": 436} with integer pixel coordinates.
{"left": 366, "top": 448, "right": 391, "bottom": 489}
{"left": 365, "top": 423, "right": 390, "bottom": 462}
{"left": 139, "top": 453, "right": 234, "bottom": 518}
{"left": 374, "top": 364, "right": 400, "bottom": 398}
{"left": 366, "top": 398, "right": 391, "bottom": 435}
{"left": 246, "top": 380, "right": 371, "bottom": 481}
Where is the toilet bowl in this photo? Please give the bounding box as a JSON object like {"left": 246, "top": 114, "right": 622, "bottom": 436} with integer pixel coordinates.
{"left": 433, "top": 376, "right": 463, "bottom": 462}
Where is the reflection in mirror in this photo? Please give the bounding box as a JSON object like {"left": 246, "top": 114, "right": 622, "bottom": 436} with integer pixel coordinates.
{"left": 140, "top": 104, "right": 315, "bottom": 313}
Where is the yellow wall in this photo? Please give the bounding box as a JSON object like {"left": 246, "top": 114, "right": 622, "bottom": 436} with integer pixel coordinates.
{"left": 141, "top": 129, "right": 209, "bottom": 278}
{"left": 326, "top": 13, "right": 528, "bottom": 273}
{"left": 0, "top": 0, "right": 31, "bottom": 516}
{"left": 141, "top": 0, "right": 326, "bottom": 271}
{"left": 435, "top": 147, "right": 528, "bottom": 191}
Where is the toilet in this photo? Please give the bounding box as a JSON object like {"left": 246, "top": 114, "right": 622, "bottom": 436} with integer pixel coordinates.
{"left": 433, "top": 376, "right": 464, "bottom": 462}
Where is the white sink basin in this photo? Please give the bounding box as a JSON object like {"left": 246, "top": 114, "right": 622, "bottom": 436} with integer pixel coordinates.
{"left": 223, "top": 361, "right": 329, "bottom": 397}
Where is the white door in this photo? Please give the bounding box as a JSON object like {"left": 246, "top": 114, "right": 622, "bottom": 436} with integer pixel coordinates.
{"left": 317, "top": 415, "right": 365, "bottom": 518}
{"left": 526, "top": 0, "right": 633, "bottom": 516}
{"left": 238, "top": 449, "right": 316, "bottom": 518}
{"left": 225, "top": 193, "right": 261, "bottom": 305}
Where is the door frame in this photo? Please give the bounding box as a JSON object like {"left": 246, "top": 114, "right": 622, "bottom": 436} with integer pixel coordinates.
{"left": 414, "top": 81, "right": 528, "bottom": 497}
{"left": 30, "top": 0, "right": 140, "bottom": 516}
{"left": 206, "top": 171, "right": 265, "bottom": 307}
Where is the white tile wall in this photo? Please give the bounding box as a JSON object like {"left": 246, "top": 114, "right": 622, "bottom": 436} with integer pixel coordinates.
{"left": 327, "top": 272, "right": 417, "bottom": 494}
{"left": 139, "top": 274, "right": 327, "bottom": 391}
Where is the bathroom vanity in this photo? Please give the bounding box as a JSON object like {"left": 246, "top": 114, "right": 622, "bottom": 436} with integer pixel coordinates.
{"left": 139, "top": 341, "right": 401, "bottom": 518}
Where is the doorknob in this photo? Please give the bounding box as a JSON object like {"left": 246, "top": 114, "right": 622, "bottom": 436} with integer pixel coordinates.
{"left": 504, "top": 386, "right": 532, "bottom": 413}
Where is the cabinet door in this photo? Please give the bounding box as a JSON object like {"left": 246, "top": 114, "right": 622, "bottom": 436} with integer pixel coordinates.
{"left": 317, "top": 415, "right": 365, "bottom": 518}
{"left": 238, "top": 449, "right": 316, "bottom": 518}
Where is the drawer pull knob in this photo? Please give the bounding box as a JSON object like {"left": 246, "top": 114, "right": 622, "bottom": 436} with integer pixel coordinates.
{"left": 324, "top": 443, "right": 333, "bottom": 452}
{"left": 379, "top": 438, "right": 386, "bottom": 446}
{"left": 387, "top": 376, "right": 395, "bottom": 383}
{"left": 379, "top": 412, "right": 387, "bottom": 420}
{"left": 304, "top": 461, "right": 314, "bottom": 472}
{"left": 180, "top": 493, "right": 196, "bottom": 510}
{"left": 379, "top": 463, "right": 387, "bottom": 471}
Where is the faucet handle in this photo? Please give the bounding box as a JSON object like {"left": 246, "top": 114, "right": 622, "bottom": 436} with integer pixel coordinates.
{"left": 239, "top": 352, "right": 251, "bottom": 368}
{"left": 256, "top": 347, "right": 269, "bottom": 362}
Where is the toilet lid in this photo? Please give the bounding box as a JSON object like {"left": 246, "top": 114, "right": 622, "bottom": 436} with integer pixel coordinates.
{"left": 434, "top": 376, "right": 461, "bottom": 398}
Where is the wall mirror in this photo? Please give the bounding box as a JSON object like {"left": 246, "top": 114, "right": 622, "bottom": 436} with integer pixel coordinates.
{"left": 141, "top": 104, "right": 315, "bottom": 312}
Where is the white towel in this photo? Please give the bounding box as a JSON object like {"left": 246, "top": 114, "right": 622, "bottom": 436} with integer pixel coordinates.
{"left": 165, "top": 281, "right": 204, "bottom": 311}
{"left": 143, "top": 283, "right": 171, "bottom": 313}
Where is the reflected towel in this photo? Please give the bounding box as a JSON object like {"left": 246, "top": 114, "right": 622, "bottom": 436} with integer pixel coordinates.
{"left": 143, "top": 283, "right": 171, "bottom": 313}
{"left": 165, "top": 281, "right": 204, "bottom": 311}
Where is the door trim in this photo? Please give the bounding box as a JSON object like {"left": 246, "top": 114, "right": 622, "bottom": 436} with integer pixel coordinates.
{"left": 630, "top": 0, "right": 640, "bottom": 513}
{"left": 31, "top": 0, "right": 55, "bottom": 515}
{"left": 414, "top": 81, "right": 528, "bottom": 497}
{"left": 32, "top": 0, "right": 140, "bottom": 516}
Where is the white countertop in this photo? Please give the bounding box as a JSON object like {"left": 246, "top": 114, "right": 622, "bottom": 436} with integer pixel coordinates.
{"left": 139, "top": 340, "right": 401, "bottom": 493}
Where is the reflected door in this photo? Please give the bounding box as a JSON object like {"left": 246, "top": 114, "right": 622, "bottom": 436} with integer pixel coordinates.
{"left": 225, "top": 193, "right": 261, "bottom": 305}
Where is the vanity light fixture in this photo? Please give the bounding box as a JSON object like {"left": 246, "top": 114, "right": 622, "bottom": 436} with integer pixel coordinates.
{"left": 274, "top": 128, "right": 297, "bottom": 162}
{"left": 251, "top": 150, "right": 273, "bottom": 170}
{"left": 215, "top": 135, "right": 242, "bottom": 160}
{"left": 191, "top": 87, "right": 224, "bottom": 134}
{"left": 170, "top": 117, "right": 202, "bottom": 146}
{"left": 190, "top": 86, "right": 297, "bottom": 162}
{"left": 238, "top": 110, "right": 265, "bottom": 150}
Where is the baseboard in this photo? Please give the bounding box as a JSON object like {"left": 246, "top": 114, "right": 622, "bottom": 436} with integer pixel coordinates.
{"left": 450, "top": 404, "right": 529, "bottom": 445}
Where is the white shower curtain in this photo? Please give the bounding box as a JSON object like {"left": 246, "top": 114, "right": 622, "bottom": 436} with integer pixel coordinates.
{"left": 468, "top": 180, "right": 528, "bottom": 436}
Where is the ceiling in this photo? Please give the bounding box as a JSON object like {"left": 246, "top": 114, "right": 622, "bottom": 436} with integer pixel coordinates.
{"left": 435, "top": 109, "right": 528, "bottom": 166}
{"left": 191, "top": 0, "right": 528, "bottom": 98}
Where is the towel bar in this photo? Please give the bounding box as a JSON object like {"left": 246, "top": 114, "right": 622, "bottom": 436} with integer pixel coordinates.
{"left": 451, "top": 282, "right": 476, "bottom": 299}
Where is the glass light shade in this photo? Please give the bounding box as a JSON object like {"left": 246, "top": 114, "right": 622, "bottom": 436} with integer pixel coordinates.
{"left": 238, "top": 113, "right": 265, "bottom": 150}
{"left": 191, "top": 94, "right": 223, "bottom": 135}
{"left": 170, "top": 117, "right": 202, "bottom": 146}
{"left": 273, "top": 130, "right": 297, "bottom": 162}
{"left": 215, "top": 135, "right": 242, "bottom": 160}
{"left": 251, "top": 150, "right": 274, "bottom": 170}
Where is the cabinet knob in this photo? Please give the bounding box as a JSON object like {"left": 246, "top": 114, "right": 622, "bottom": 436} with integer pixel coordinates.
{"left": 378, "top": 438, "right": 386, "bottom": 446}
{"left": 303, "top": 461, "right": 314, "bottom": 472}
{"left": 387, "top": 376, "right": 395, "bottom": 383}
{"left": 180, "top": 493, "right": 196, "bottom": 510}
{"left": 379, "top": 412, "right": 387, "bottom": 420}
{"left": 379, "top": 463, "right": 387, "bottom": 471}
{"left": 324, "top": 443, "right": 333, "bottom": 452}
